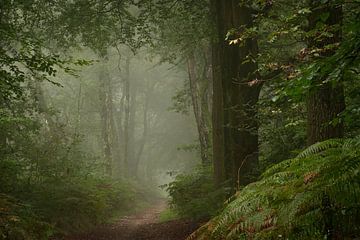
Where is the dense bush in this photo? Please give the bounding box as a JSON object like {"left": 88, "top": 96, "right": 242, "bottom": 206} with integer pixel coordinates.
{"left": 166, "top": 167, "right": 227, "bottom": 221}
{"left": 189, "top": 136, "right": 360, "bottom": 239}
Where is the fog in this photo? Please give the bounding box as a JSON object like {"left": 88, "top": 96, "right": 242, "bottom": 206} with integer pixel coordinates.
{"left": 3, "top": 1, "right": 359, "bottom": 239}
{"left": 43, "top": 47, "right": 199, "bottom": 191}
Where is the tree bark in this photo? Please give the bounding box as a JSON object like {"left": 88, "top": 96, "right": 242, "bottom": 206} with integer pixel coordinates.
{"left": 187, "top": 52, "right": 211, "bottom": 165}
{"left": 211, "top": 0, "right": 261, "bottom": 187}
{"left": 306, "top": 2, "right": 345, "bottom": 145}
{"left": 211, "top": 0, "right": 225, "bottom": 185}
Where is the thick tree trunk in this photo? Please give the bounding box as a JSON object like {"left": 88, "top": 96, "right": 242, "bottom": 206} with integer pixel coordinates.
{"left": 211, "top": 0, "right": 260, "bottom": 187}
{"left": 211, "top": 0, "right": 225, "bottom": 185}
{"left": 306, "top": 2, "right": 345, "bottom": 145}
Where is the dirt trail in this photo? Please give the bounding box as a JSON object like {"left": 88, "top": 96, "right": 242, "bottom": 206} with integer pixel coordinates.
{"left": 63, "top": 200, "right": 199, "bottom": 240}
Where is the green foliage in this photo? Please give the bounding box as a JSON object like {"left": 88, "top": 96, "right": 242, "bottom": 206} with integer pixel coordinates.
{"left": 27, "top": 178, "right": 135, "bottom": 234}
{"left": 0, "top": 194, "right": 53, "bottom": 240}
{"left": 166, "top": 167, "right": 227, "bottom": 221}
{"left": 137, "top": 0, "right": 211, "bottom": 61}
{"left": 259, "top": 88, "right": 307, "bottom": 170}
{"left": 158, "top": 208, "right": 180, "bottom": 223}
{"left": 0, "top": 147, "right": 139, "bottom": 239}
{"left": 0, "top": 106, "right": 145, "bottom": 239}
{"left": 0, "top": 178, "right": 137, "bottom": 239}
{"left": 190, "top": 136, "right": 360, "bottom": 239}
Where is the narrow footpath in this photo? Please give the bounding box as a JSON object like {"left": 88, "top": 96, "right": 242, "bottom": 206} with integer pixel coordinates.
{"left": 62, "top": 201, "right": 199, "bottom": 240}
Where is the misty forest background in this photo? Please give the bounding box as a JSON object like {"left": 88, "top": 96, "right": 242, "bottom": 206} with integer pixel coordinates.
{"left": 1, "top": 0, "right": 360, "bottom": 239}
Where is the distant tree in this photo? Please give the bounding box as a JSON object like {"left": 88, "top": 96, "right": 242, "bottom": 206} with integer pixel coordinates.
{"left": 137, "top": 0, "right": 213, "bottom": 165}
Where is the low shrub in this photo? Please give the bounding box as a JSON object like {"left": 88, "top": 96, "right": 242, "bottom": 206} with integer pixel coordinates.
{"left": 166, "top": 167, "right": 227, "bottom": 221}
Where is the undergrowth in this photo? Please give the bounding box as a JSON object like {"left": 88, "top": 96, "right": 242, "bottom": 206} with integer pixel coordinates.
{"left": 0, "top": 176, "right": 147, "bottom": 240}
{"left": 166, "top": 167, "right": 227, "bottom": 221}
{"left": 158, "top": 208, "right": 180, "bottom": 223}
{"left": 188, "top": 136, "right": 360, "bottom": 239}
{"left": 0, "top": 131, "right": 154, "bottom": 239}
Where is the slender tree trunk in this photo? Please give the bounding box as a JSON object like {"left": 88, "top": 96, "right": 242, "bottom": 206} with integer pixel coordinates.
{"left": 122, "top": 54, "right": 137, "bottom": 177}
{"left": 99, "top": 63, "right": 113, "bottom": 176}
{"left": 128, "top": 75, "right": 137, "bottom": 177}
{"left": 133, "top": 81, "right": 151, "bottom": 179}
{"left": 306, "top": 2, "right": 345, "bottom": 145}
{"left": 113, "top": 84, "right": 125, "bottom": 175}
{"left": 74, "top": 80, "right": 82, "bottom": 136}
{"left": 123, "top": 57, "right": 131, "bottom": 176}
{"left": 211, "top": 0, "right": 261, "bottom": 187}
{"left": 33, "top": 79, "right": 55, "bottom": 130}
{"left": 187, "top": 53, "right": 211, "bottom": 165}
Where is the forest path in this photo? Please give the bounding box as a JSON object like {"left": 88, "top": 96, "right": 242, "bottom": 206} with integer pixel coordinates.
{"left": 63, "top": 200, "right": 199, "bottom": 240}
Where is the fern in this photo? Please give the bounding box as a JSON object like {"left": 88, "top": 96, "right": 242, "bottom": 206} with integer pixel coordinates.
{"left": 189, "top": 136, "right": 360, "bottom": 239}
{"left": 297, "top": 138, "right": 343, "bottom": 159}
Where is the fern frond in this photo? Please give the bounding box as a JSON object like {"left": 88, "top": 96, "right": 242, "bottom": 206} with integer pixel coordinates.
{"left": 190, "top": 136, "right": 360, "bottom": 240}
{"left": 297, "top": 138, "right": 343, "bottom": 159}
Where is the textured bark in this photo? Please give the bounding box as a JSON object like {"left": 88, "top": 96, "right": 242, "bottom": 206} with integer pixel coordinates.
{"left": 306, "top": 2, "right": 345, "bottom": 145}
{"left": 210, "top": 0, "right": 225, "bottom": 185}
{"left": 211, "top": 0, "right": 261, "bottom": 187}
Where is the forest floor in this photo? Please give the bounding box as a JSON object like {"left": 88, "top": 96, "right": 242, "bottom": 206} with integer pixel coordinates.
{"left": 61, "top": 200, "right": 199, "bottom": 240}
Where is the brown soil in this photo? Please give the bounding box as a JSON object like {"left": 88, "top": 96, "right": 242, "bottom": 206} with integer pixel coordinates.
{"left": 60, "top": 200, "right": 199, "bottom": 240}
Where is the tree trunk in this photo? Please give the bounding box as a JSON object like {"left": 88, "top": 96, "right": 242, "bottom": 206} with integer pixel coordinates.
{"left": 113, "top": 82, "right": 125, "bottom": 175}
{"left": 211, "top": 0, "right": 225, "bottom": 185}
{"left": 211, "top": 0, "right": 261, "bottom": 187}
{"left": 74, "top": 80, "right": 83, "bottom": 136}
{"left": 187, "top": 52, "right": 211, "bottom": 165}
{"left": 128, "top": 74, "right": 137, "bottom": 177}
{"left": 33, "top": 79, "right": 55, "bottom": 130}
{"left": 99, "top": 61, "right": 113, "bottom": 176}
{"left": 133, "top": 80, "right": 152, "bottom": 179}
{"left": 123, "top": 57, "right": 131, "bottom": 176}
{"left": 306, "top": 2, "right": 345, "bottom": 145}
